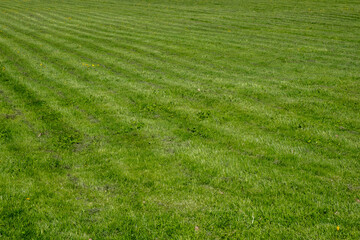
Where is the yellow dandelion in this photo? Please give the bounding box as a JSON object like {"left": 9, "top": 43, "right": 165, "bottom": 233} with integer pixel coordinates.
{"left": 92, "top": 64, "right": 95, "bottom": 67}
{"left": 40, "top": 63, "right": 43, "bottom": 66}
{"left": 337, "top": 226, "right": 340, "bottom": 231}
{"left": 26, "top": 198, "right": 30, "bottom": 200}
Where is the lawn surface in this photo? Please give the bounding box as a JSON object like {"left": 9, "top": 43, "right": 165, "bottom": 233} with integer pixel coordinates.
{"left": 0, "top": 0, "right": 359, "bottom": 239}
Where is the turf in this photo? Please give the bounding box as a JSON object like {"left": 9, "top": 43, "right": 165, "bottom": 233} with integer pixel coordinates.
{"left": 0, "top": 0, "right": 359, "bottom": 239}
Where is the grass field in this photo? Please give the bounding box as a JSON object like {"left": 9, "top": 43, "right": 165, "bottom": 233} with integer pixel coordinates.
{"left": 0, "top": 0, "right": 359, "bottom": 238}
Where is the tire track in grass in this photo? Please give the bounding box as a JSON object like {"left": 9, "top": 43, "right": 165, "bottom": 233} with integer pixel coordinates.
{"left": 0, "top": 1, "right": 359, "bottom": 238}
{"left": 0, "top": 30, "right": 222, "bottom": 197}
{"left": 0, "top": 45, "right": 260, "bottom": 225}
{"left": 0, "top": 16, "right": 304, "bottom": 150}
{"left": 2, "top": 0, "right": 358, "bottom": 179}
{"left": 0, "top": 67, "right": 83, "bottom": 152}
{"left": 23, "top": 8, "right": 360, "bottom": 103}
{"left": 0, "top": 20, "right": 354, "bottom": 181}
{"left": 0, "top": 41, "right": 156, "bottom": 153}
{"left": 38, "top": 1, "right": 360, "bottom": 48}
{"left": 4, "top": 10, "right": 358, "bottom": 142}
{"left": 3, "top": 3, "right": 359, "bottom": 67}
{"left": 0, "top": 27, "right": 316, "bottom": 193}
{"left": 0, "top": 14, "right": 278, "bottom": 120}
{"left": 0, "top": 45, "right": 162, "bottom": 227}
{"left": 52, "top": 2, "right": 360, "bottom": 55}
{"left": 21, "top": 9, "right": 358, "bottom": 110}
{"left": 42, "top": 7, "right": 360, "bottom": 63}
{"left": 2, "top": 9, "right": 352, "bottom": 123}
{"left": 24, "top": 9, "right": 360, "bottom": 84}
{"left": 0, "top": 13, "right": 356, "bottom": 165}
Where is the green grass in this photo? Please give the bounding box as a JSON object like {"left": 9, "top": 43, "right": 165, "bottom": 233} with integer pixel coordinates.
{"left": 0, "top": 0, "right": 359, "bottom": 238}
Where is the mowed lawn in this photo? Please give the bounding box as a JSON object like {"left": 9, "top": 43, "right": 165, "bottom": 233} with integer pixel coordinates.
{"left": 0, "top": 0, "right": 359, "bottom": 238}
